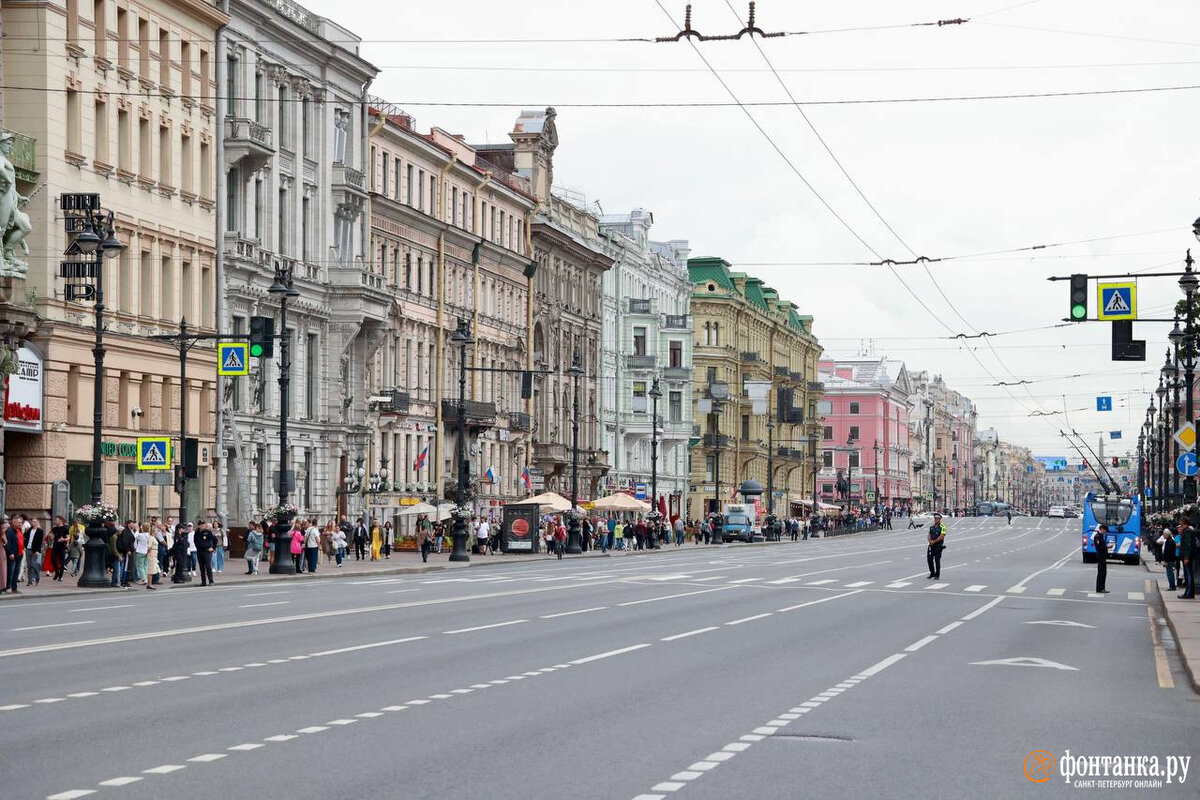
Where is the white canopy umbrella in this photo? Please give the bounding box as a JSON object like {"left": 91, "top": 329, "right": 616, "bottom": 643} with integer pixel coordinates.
{"left": 398, "top": 502, "right": 438, "bottom": 516}
{"left": 590, "top": 493, "right": 650, "bottom": 513}
{"left": 520, "top": 491, "right": 573, "bottom": 512}
{"left": 435, "top": 502, "right": 457, "bottom": 521}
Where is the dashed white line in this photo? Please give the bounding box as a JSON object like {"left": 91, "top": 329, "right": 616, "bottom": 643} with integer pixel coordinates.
{"left": 309, "top": 636, "right": 427, "bottom": 657}
{"left": 238, "top": 601, "right": 289, "bottom": 609}
{"left": 726, "top": 613, "right": 772, "bottom": 626}
{"left": 47, "top": 791, "right": 97, "bottom": 799}
{"left": 1128, "top": 591, "right": 1145, "bottom": 600}
{"left": 618, "top": 586, "right": 732, "bottom": 607}
{"left": 844, "top": 581, "right": 874, "bottom": 588}
{"left": 98, "top": 777, "right": 142, "bottom": 787}
{"left": 661, "top": 627, "right": 718, "bottom": 642}
{"left": 12, "top": 620, "right": 94, "bottom": 632}
{"left": 570, "top": 643, "right": 652, "bottom": 665}
{"left": 444, "top": 620, "right": 527, "bottom": 635}
{"left": 297, "top": 726, "right": 329, "bottom": 734}
{"left": 859, "top": 653, "right": 908, "bottom": 677}
{"left": 905, "top": 635, "right": 938, "bottom": 652}
{"left": 962, "top": 596, "right": 1006, "bottom": 621}
{"left": 885, "top": 581, "right": 912, "bottom": 588}
{"left": 142, "top": 765, "right": 185, "bottom": 774}
{"left": 188, "top": 754, "right": 226, "bottom": 763}
{"left": 228, "top": 743, "right": 263, "bottom": 751}
{"left": 936, "top": 621, "right": 963, "bottom": 635}
{"left": 927, "top": 583, "right": 949, "bottom": 590}
{"left": 1047, "top": 588, "right": 1066, "bottom": 596}
{"left": 806, "top": 579, "right": 838, "bottom": 585}
{"left": 1006, "top": 586, "right": 1027, "bottom": 594}
{"left": 964, "top": 585, "right": 987, "bottom": 592}
{"left": 539, "top": 606, "right": 607, "bottom": 619}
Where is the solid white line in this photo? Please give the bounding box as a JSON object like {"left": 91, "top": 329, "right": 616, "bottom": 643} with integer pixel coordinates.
{"left": 962, "top": 596, "right": 1006, "bottom": 621}
{"left": 662, "top": 627, "right": 719, "bottom": 642}
{"left": 238, "top": 601, "right": 289, "bottom": 609}
{"left": 539, "top": 606, "right": 607, "bottom": 619}
{"left": 618, "top": 586, "right": 732, "bottom": 606}
{"left": 444, "top": 619, "right": 527, "bottom": 635}
{"left": 726, "top": 613, "right": 773, "bottom": 626}
{"left": 69, "top": 605, "right": 133, "bottom": 613}
{"left": 309, "top": 636, "right": 426, "bottom": 658}
{"left": 776, "top": 590, "right": 864, "bottom": 613}
{"left": 859, "top": 653, "right": 907, "bottom": 677}
{"left": 570, "top": 643, "right": 652, "bottom": 665}
{"left": 12, "top": 620, "right": 94, "bottom": 632}
{"left": 905, "top": 635, "right": 938, "bottom": 652}
{"left": 936, "top": 621, "right": 963, "bottom": 635}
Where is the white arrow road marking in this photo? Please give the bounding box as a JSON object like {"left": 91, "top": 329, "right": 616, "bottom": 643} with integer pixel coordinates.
{"left": 1023, "top": 620, "right": 1096, "bottom": 628}
{"left": 970, "top": 657, "right": 1078, "bottom": 671}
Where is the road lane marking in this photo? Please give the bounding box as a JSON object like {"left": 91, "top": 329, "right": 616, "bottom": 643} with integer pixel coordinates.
{"left": 1128, "top": 591, "right": 1145, "bottom": 600}
{"left": 444, "top": 620, "right": 527, "bottom": 635}
{"left": 1047, "top": 588, "right": 1066, "bottom": 596}
{"left": 1006, "top": 586, "right": 1027, "bottom": 594}
{"left": 728, "top": 578, "right": 761, "bottom": 584}
{"left": 1148, "top": 605, "right": 1175, "bottom": 689}
{"left": 297, "top": 726, "right": 329, "bottom": 734}
{"left": 858, "top": 653, "right": 907, "bottom": 677}
{"left": 775, "top": 589, "right": 863, "bottom": 613}
{"left": 766, "top": 578, "right": 800, "bottom": 584}
{"left": 243, "top": 591, "right": 289, "bottom": 597}
{"left": 884, "top": 581, "right": 911, "bottom": 588}
{"left": 12, "top": 620, "right": 94, "bottom": 632}
{"left": 662, "top": 627, "right": 718, "bottom": 642}
{"left": 98, "top": 777, "right": 142, "bottom": 787}
{"left": 228, "top": 743, "right": 263, "bottom": 751}
{"left": 844, "top": 581, "right": 873, "bottom": 588}
{"left": 47, "top": 791, "right": 96, "bottom": 799}
{"left": 618, "top": 586, "right": 732, "bottom": 606}
{"left": 726, "top": 613, "right": 773, "bottom": 626}
{"left": 309, "top": 636, "right": 426, "bottom": 658}
{"left": 188, "top": 754, "right": 226, "bottom": 763}
{"left": 238, "top": 601, "right": 289, "bottom": 609}
{"left": 905, "top": 635, "right": 938, "bottom": 652}
{"left": 964, "top": 585, "right": 986, "bottom": 592}
{"left": 936, "top": 621, "right": 963, "bottom": 635}
{"left": 69, "top": 605, "right": 133, "bottom": 613}
{"left": 540, "top": 606, "right": 607, "bottom": 619}
{"left": 806, "top": 579, "right": 838, "bottom": 585}
{"left": 570, "top": 643, "right": 651, "bottom": 665}
{"left": 142, "top": 765, "right": 185, "bottom": 774}
{"left": 927, "top": 583, "right": 949, "bottom": 590}
{"left": 263, "top": 735, "right": 297, "bottom": 742}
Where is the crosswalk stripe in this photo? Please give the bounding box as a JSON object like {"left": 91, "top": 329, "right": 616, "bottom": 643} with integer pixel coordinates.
{"left": 1087, "top": 592, "right": 1105, "bottom": 598}
{"left": 964, "top": 585, "right": 986, "bottom": 592}
{"left": 844, "top": 581, "right": 873, "bottom": 588}
{"left": 767, "top": 578, "right": 800, "bottom": 585}
{"left": 1047, "top": 588, "right": 1066, "bottom": 596}
{"left": 1127, "top": 591, "right": 1145, "bottom": 600}
{"left": 884, "top": 581, "right": 911, "bottom": 588}
{"left": 927, "top": 583, "right": 949, "bottom": 590}
{"left": 729, "top": 578, "right": 761, "bottom": 584}
{"left": 1006, "top": 586, "right": 1027, "bottom": 594}
{"left": 807, "top": 579, "right": 838, "bottom": 585}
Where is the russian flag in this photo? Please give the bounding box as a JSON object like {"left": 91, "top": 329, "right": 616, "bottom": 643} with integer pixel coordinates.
{"left": 521, "top": 466, "right": 532, "bottom": 491}
{"left": 414, "top": 444, "right": 429, "bottom": 472}
{"left": 485, "top": 465, "right": 497, "bottom": 484}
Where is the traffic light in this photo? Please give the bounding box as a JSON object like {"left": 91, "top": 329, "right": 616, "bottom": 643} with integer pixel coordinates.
{"left": 1112, "top": 457, "right": 1119, "bottom": 468}
{"left": 249, "top": 315, "right": 275, "bottom": 358}
{"left": 1069, "top": 274, "right": 1088, "bottom": 321}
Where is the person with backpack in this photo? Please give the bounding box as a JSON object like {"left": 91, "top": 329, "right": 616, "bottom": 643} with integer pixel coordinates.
{"left": 1179, "top": 519, "right": 1198, "bottom": 600}
{"left": 304, "top": 519, "right": 322, "bottom": 573}
{"left": 1158, "top": 524, "right": 1178, "bottom": 592}
{"left": 417, "top": 514, "right": 434, "bottom": 563}
{"left": 245, "top": 522, "right": 264, "bottom": 575}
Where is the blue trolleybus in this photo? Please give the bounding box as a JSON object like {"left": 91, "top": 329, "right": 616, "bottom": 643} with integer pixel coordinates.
{"left": 1081, "top": 492, "right": 1141, "bottom": 565}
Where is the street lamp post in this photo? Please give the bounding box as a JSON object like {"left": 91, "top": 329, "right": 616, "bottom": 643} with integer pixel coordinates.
{"left": 706, "top": 381, "right": 730, "bottom": 543}
{"left": 449, "top": 319, "right": 474, "bottom": 562}
{"left": 1179, "top": 249, "right": 1198, "bottom": 503}
{"left": 76, "top": 208, "right": 125, "bottom": 588}
{"left": 649, "top": 377, "right": 662, "bottom": 544}
{"left": 566, "top": 351, "right": 584, "bottom": 554}
{"left": 268, "top": 264, "right": 300, "bottom": 574}
{"left": 872, "top": 439, "right": 881, "bottom": 512}
{"left": 1165, "top": 346, "right": 1181, "bottom": 506}
{"left": 1156, "top": 377, "right": 1168, "bottom": 512}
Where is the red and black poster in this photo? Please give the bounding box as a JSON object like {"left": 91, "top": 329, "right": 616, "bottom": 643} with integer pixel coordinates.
{"left": 503, "top": 503, "right": 540, "bottom": 554}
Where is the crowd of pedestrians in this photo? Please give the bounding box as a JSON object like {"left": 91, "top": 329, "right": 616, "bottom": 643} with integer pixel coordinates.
{"left": 1149, "top": 517, "right": 1198, "bottom": 599}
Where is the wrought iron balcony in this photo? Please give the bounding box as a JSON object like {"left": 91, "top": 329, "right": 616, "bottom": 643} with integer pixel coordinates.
{"left": 441, "top": 399, "right": 497, "bottom": 428}
{"left": 702, "top": 433, "right": 732, "bottom": 448}
{"left": 509, "top": 411, "right": 531, "bottom": 432}
{"left": 628, "top": 298, "right": 652, "bottom": 314}
{"left": 534, "top": 442, "right": 569, "bottom": 465}
{"left": 777, "top": 446, "right": 806, "bottom": 459}
{"left": 224, "top": 116, "right": 274, "bottom": 172}
{"left": 807, "top": 381, "right": 825, "bottom": 393}
{"left": 663, "top": 366, "right": 690, "bottom": 380}
{"left": 626, "top": 354, "right": 657, "bottom": 370}
{"left": 741, "top": 351, "right": 762, "bottom": 363}
{"left": 663, "top": 314, "right": 688, "bottom": 329}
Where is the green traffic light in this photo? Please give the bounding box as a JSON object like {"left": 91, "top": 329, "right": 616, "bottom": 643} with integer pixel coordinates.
{"left": 250, "top": 343, "right": 264, "bottom": 357}
{"left": 1071, "top": 304, "right": 1087, "bottom": 320}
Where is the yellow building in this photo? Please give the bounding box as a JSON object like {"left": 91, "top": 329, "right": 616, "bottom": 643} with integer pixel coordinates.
{"left": 2, "top": 0, "right": 227, "bottom": 520}
{"left": 687, "top": 257, "right": 823, "bottom": 519}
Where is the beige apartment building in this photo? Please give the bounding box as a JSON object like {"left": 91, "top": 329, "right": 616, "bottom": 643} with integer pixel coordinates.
{"left": 2, "top": 0, "right": 226, "bottom": 519}
{"left": 366, "top": 105, "right": 536, "bottom": 521}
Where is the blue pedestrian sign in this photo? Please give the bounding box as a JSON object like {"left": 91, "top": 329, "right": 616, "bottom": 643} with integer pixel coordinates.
{"left": 634, "top": 482, "right": 647, "bottom": 501}
{"left": 218, "top": 342, "right": 250, "bottom": 376}
{"left": 137, "top": 437, "right": 171, "bottom": 471}
{"left": 1097, "top": 282, "right": 1136, "bottom": 321}
{"left": 1176, "top": 452, "right": 1198, "bottom": 477}
{"left": 1096, "top": 396, "right": 1112, "bottom": 411}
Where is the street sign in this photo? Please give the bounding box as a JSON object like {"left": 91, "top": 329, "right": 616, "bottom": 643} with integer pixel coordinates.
{"left": 131, "top": 472, "right": 173, "bottom": 486}
{"left": 272, "top": 470, "right": 296, "bottom": 494}
{"left": 527, "top": 467, "right": 545, "bottom": 491}
{"left": 1109, "top": 430, "right": 1122, "bottom": 439}
{"left": 218, "top": 342, "right": 250, "bottom": 376}
{"left": 1097, "top": 282, "right": 1136, "bottom": 321}
{"left": 1176, "top": 452, "right": 1198, "bottom": 478}
{"left": 1096, "top": 396, "right": 1112, "bottom": 411}
{"left": 923, "top": 492, "right": 934, "bottom": 501}
{"left": 865, "top": 491, "right": 876, "bottom": 502}
{"left": 634, "top": 482, "right": 647, "bottom": 500}
{"left": 1174, "top": 421, "right": 1197, "bottom": 452}
{"left": 65, "top": 284, "right": 95, "bottom": 301}
{"left": 136, "top": 437, "right": 171, "bottom": 470}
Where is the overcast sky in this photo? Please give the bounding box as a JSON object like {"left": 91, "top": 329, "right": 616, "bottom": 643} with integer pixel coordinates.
{"left": 303, "top": 0, "right": 1199, "bottom": 460}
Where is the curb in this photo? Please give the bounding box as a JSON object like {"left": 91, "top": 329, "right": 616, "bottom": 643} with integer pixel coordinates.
{"left": 1142, "top": 557, "right": 1200, "bottom": 693}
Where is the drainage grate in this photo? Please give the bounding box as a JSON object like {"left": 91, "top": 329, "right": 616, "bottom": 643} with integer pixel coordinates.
{"left": 772, "top": 733, "right": 856, "bottom": 743}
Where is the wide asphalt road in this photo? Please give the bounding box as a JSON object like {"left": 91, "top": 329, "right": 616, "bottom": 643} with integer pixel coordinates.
{"left": 1, "top": 516, "right": 1196, "bottom": 799}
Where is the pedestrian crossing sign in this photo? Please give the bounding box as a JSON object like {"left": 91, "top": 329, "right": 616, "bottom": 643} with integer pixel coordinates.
{"left": 1097, "top": 282, "right": 1136, "bottom": 321}
{"left": 137, "top": 437, "right": 172, "bottom": 470}
{"left": 218, "top": 342, "right": 250, "bottom": 376}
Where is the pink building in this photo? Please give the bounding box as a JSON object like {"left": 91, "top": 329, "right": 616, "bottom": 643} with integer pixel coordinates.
{"left": 818, "top": 358, "right": 914, "bottom": 508}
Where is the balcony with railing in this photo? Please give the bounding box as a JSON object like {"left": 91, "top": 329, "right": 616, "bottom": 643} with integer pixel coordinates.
{"left": 626, "top": 354, "right": 657, "bottom": 370}
{"left": 333, "top": 161, "right": 367, "bottom": 200}
{"left": 509, "top": 411, "right": 531, "bottom": 432}
{"left": 663, "top": 366, "right": 690, "bottom": 380}
{"left": 224, "top": 116, "right": 274, "bottom": 172}
{"left": 534, "top": 441, "right": 569, "bottom": 465}
{"left": 441, "top": 399, "right": 497, "bottom": 428}
{"left": 627, "top": 298, "right": 653, "bottom": 315}
{"left": 741, "top": 351, "right": 762, "bottom": 363}
{"left": 663, "top": 314, "right": 688, "bottom": 329}
{"left": 388, "top": 390, "right": 411, "bottom": 414}
{"left": 777, "top": 446, "right": 806, "bottom": 460}
{"left": 807, "top": 381, "right": 825, "bottom": 393}
{"left": 702, "top": 433, "right": 732, "bottom": 448}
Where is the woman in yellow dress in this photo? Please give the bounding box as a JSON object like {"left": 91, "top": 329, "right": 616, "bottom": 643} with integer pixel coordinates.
{"left": 370, "top": 518, "right": 382, "bottom": 561}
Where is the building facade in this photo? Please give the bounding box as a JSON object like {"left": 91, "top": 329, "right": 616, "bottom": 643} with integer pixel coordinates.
{"left": 908, "top": 371, "right": 978, "bottom": 514}
{"left": 3, "top": 0, "right": 228, "bottom": 520}
{"left": 474, "top": 109, "right": 613, "bottom": 502}
{"left": 365, "top": 106, "right": 535, "bottom": 523}
{"left": 687, "top": 257, "right": 823, "bottom": 519}
{"left": 818, "top": 358, "right": 914, "bottom": 509}
{"left": 218, "top": 0, "right": 378, "bottom": 523}
{"left": 597, "top": 210, "right": 692, "bottom": 513}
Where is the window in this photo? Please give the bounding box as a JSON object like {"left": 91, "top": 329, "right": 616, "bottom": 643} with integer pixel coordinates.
{"left": 116, "top": 7, "right": 129, "bottom": 69}
{"left": 118, "top": 248, "right": 133, "bottom": 313}
{"left": 936, "top": 437, "right": 942, "bottom": 450}
{"left": 669, "top": 390, "right": 682, "bottom": 423}
{"left": 277, "top": 85, "right": 288, "bottom": 146}
{"left": 632, "top": 381, "right": 647, "bottom": 413}
{"left": 138, "top": 116, "right": 151, "bottom": 176}
{"left": 705, "top": 456, "right": 714, "bottom": 482}
{"left": 181, "top": 41, "right": 192, "bottom": 96}
{"left": 381, "top": 152, "right": 389, "bottom": 195}
{"left": 158, "top": 125, "right": 171, "bottom": 185}
{"left": 180, "top": 260, "right": 192, "bottom": 320}
{"left": 369, "top": 146, "right": 376, "bottom": 190}
{"left": 451, "top": 186, "right": 457, "bottom": 225}
{"left": 199, "top": 48, "right": 210, "bottom": 105}
{"left": 741, "top": 414, "right": 751, "bottom": 441}
{"left": 849, "top": 452, "right": 860, "bottom": 469}
{"left": 632, "top": 326, "right": 646, "bottom": 357}
{"left": 93, "top": 100, "right": 109, "bottom": 164}
{"left": 224, "top": 53, "right": 236, "bottom": 114}
{"left": 306, "top": 333, "right": 318, "bottom": 418}
{"left": 706, "top": 366, "right": 717, "bottom": 385}
{"left": 201, "top": 264, "right": 212, "bottom": 324}
{"left": 302, "top": 197, "right": 311, "bottom": 262}
{"left": 849, "top": 402, "right": 860, "bottom": 415}
{"left": 430, "top": 175, "right": 437, "bottom": 216}
{"left": 254, "top": 176, "right": 264, "bottom": 239}
{"left": 66, "top": 89, "right": 82, "bottom": 155}
{"left": 277, "top": 188, "right": 287, "bottom": 254}
{"left": 669, "top": 340, "right": 682, "bottom": 369}
{"left": 713, "top": 322, "right": 720, "bottom": 346}
{"left": 139, "top": 251, "right": 153, "bottom": 318}
{"left": 301, "top": 97, "right": 311, "bottom": 158}
{"left": 407, "top": 164, "right": 414, "bottom": 206}
{"left": 180, "top": 133, "right": 193, "bottom": 194}
{"left": 416, "top": 169, "right": 425, "bottom": 211}
{"left": 849, "top": 425, "right": 860, "bottom": 441}
{"left": 404, "top": 253, "right": 412, "bottom": 289}
{"left": 823, "top": 425, "right": 833, "bottom": 441}
{"left": 394, "top": 159, "right": 402, "bottom": 201}
{"left": 138, "top": 17, "right": 150, "bottom": 80}
{"left": 93, "top": 0, "right": 106, "bottom": 60}
{"left": 823, "top": 452, "right": 833, "bottom": 468}
{"left": 158, "top": 29, "right": 171, "bottom": 88}
{"left": 225, "top": 168, "right": 239, "bottom": 231}
{"left": 159, "top": 255, "right": 174, "bottom": 321}
{"left": 199, "top": 141, "right": 211, "bottom": 198}
{"left": 255, "top": 71, "right": 266, "bottom": 123}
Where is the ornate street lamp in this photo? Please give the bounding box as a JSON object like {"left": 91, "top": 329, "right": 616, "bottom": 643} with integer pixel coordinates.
{"left": 449, "top": 318, "right": 474, "bottom": 562}
{"left": 648, "top": 377, "right": 662, "bottom": 544}
{"left": 1179, "top": 251, "right": 1198, "bottom": 502}
{"left": 565, "top": 352, "right": 585, "bottom": 554}
{"left": 267, "top": 264, "right": 300, "bottom": 574}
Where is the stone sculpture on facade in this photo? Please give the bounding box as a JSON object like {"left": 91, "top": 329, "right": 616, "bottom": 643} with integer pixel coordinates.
{"left": 0, "top": 132, "right": 33, "bottom": 277}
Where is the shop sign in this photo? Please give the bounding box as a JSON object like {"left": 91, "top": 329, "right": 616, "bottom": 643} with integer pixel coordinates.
{"left": 101, "top": 441, "right": 138, "bottom": 458}
{"left": 3, "top": 345, "right": 43, "bottom": 433}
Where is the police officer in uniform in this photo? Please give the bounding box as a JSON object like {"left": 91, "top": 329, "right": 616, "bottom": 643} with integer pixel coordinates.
{"left": 1092, "top": 523, "right": 1109, "bottom": 594}
{"left": 926, "top": 512, "right": 946, "bottom": 579}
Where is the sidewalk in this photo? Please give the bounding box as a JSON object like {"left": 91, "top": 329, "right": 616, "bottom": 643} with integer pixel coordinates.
{"left": 0, "top": 540, "right": 740, "bottom": 601}
{"left": 1143, "top": 556, "right": 1200, "bottom": 693}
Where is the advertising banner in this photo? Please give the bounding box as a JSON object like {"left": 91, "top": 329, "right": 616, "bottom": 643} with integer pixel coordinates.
{"left": 503, "top": 503, "right": 540, "bottom": 554}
